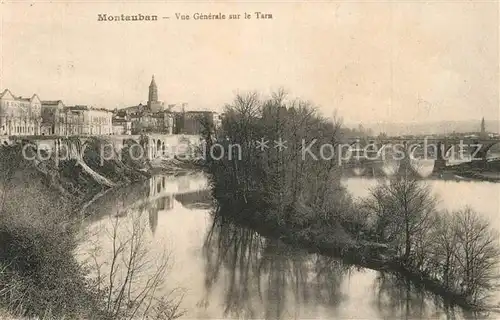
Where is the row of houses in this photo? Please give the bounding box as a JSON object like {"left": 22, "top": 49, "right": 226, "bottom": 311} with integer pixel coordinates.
{"left": 0, "top": 88, "right": 223, "bottom": 137}
{"left": 0, "top": 89, "right": 43, "bottom": 136}
{"left": 0, "top": 89, "right": 114, "bottom": 136}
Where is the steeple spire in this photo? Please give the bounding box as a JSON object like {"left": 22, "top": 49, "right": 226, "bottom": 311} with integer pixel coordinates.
{"left": 148, "top": 75, "right": 158, "bottom": 107}
{"left": 480, "top": 117, "right": 486, "bottom": 137}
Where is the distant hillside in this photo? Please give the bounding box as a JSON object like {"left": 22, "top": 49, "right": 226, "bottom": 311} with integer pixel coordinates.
{"left": 353, "top": 120, "right": 500, "bottom": 136}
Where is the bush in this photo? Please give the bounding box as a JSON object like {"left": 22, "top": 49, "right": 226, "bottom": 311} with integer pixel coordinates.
{"left": 364, "top": 175, "right": 500, "bottom": 306}
{"left": 0, "top": 143, "right": 183, "bottom": 319}
{"left": 432, "top": 207, "right": 500, "bottom": 304}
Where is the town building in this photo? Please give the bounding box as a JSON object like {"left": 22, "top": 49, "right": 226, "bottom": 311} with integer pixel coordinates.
{"left": 64, "top": 105, "right": 113, "bottom": 135}
{"left": 129, "top": 111, "right": 174, "bottom": 135}
{"left": 65, "top": 107, "right": 85, "bottom": 135}
{"left": 88, "top": 107, "right": 113, "bottom": 135}
{"left": 174, "top": 110, "right": 222, "bottom": 135}
{"left": 112, "top": 113, "right": 132, "bottom": 135}
{"left": 41, "top": 100, "right": 67, "bottom": 135}
{"left": 0, "top": 89, "right": 42, "bottom": 136}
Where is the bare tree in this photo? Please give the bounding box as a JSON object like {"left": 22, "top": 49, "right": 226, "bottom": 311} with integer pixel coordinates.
{"left": 428, "top": 211, "right": 460, "bottom": 290}
{"left": 363, "top": 176, "right": 437, "bottom": 265}
{"left": 451, "top": 207, "right": 500, "bottom": 304}
{"left": 83, "top": 211, "right": 185, "bottom": 320}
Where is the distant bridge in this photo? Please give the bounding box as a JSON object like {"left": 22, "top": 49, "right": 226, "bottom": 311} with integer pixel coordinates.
{"left": 339, "top": 137, "right": 500, "bottom": 175}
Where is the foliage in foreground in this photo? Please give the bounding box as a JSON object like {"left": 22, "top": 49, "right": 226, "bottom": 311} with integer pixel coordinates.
{"left": 0, "top": 144, "right": 183, "bottom": 319}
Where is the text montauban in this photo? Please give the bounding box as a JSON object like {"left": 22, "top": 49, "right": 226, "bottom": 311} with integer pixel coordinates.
{"left": 96, "top": 12, "right": 273, "bottom": 22}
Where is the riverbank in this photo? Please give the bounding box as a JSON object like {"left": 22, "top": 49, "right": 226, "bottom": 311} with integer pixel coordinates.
{"left": 15, "top": 137, "right": 200, "bottom": 209}
{"left": 210, "top": 195, "right": 487, "bottom": 314}
{"left": 0, "top": 138, "right": 193, "bottom": 319}
{"left": 445, "top": 159, "right": 500, "bottom": 183}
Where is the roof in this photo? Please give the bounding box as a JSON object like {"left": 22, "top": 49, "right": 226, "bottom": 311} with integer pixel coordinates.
{"left": 119, "top": 104, "right": 146, "bottom": 112}
{"left": 112, "top": 118, "right": 130, "bottom": 123}
{"left": 91, "top": 107, "right": 113, "bottom": 113}
{"left": 42, "top": 100, "right": 63, "bottom": 105}
{"left": 65, "top": 105, "right": 113, "bottom": 113}
{"left": 185, "top": 110, "right": 216, "bottom": 114}
{"left": 0, "top": 89, "right": 13, "bottom": 99}
{"left": 68, "top": 105, "right": 89, "bottom": 111}
{"left": 0, "top": 90, "right": 40, "bottom": 102}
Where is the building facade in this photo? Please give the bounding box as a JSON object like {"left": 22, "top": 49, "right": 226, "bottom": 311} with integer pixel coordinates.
{"left": 87, "top": 107, "right": 113, "bottom": 135}
{"left": 112, "top": 116, "right": 132, "bottom": 135}
{"left": 64, "top": 105, "right": 113, "bottom": 135}
{"left": 41, "top": 100, "right": 67, "bottom": 135}
{"left": 0, "top": 89, "right": 42, "bottom": 136}
{"left": 174, "top": 110, "right": 221, "bottom": 135}
{"left": 129, "top": 111, "right": 173, "bottom": 134}
{"left": 65, "top": 107, "right": 85, "bottom": 135}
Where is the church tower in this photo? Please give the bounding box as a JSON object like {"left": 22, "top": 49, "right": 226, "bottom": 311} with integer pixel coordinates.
{"left": 480, "top": 117, "right": 486, "bottom": 137}
{"left": 148, "top": 75, "right": 158, "bottom": 108}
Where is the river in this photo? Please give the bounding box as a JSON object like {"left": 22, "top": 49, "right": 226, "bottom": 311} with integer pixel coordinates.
{"left": 78, "top": 171, "right": 500, "bottom": 319}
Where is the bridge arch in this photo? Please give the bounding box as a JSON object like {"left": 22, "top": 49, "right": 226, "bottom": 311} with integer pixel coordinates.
{"left": 352, "top": 167, "right": 366, "bottom": 176}
{"left": 347, "top": 140, "right": 370, "bottom": 161}
{"left": 149, "top": 138, "right": 156, "bottom": 159}
{"left": 150, "top": 139, "right": 155, "bottom": 159}
{"left": 156, "top": 177, "right": 162, "bottom": 194}
{"left": 156, "top": 139, "right": 162, "bottom": 157}
{"left": 376, "top": 143, "right": 403, "bottom": 159}
{"left": 351, "top": 166, "right": 367, "bottom": 177}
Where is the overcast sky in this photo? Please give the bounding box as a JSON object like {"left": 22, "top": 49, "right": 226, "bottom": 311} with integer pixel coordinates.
{"left": 0, "top": 1, "right": 498, "bottom": 125}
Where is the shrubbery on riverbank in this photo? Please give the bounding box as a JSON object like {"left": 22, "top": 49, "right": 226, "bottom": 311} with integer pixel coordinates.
{"left": 203, "top": 91, "right": 500, "bottom": 311}
{"left": 362, "top": 177, "right": 500, "bottom": 306}
{"left": 0, "top": 148, "right": 104, "bottom": 318}
{"left": 0, "top": 140, "right": 184, "bottom": 319}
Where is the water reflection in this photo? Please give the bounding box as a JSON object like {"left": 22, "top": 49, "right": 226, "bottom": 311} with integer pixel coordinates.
{"left": 372, "top": 272, "right": 481, "bottom": 319}
{"left": 202, "top": 213, "right": 349, "bottom": 319}
{"left": 201, "top": 208, "right": 479, "bottom": 319}
{"left": 82, "top": 173, "right": 210, "bottom": 236}
{"left": 81, "top": 173, "right": 500, "bottom": 319}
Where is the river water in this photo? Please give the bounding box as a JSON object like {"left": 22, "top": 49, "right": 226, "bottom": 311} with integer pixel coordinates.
{"left": 78, "top": 171, "right": 500, "bottom": 319}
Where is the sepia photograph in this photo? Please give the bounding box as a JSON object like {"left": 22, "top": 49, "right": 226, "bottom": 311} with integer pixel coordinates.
{"left": 0, "top": 0, "right": 499, "bottom": 319}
